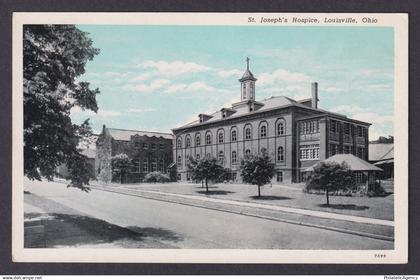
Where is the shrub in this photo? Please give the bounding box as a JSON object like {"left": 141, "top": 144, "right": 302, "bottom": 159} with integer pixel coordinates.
{"left": 143, "top": 171, "right": 171, "bottom": 183}
{"left": 305, "top": 161, "right": 356, "bottom": 206}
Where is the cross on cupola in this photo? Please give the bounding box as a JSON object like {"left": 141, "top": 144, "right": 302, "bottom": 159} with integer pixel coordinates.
{"left": 239, "top": 57, "right": 257, "bottom": 101}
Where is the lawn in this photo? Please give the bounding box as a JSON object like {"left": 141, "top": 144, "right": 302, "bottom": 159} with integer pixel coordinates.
{"left": 120, "top": 181, "right": 394, "bottom": 221}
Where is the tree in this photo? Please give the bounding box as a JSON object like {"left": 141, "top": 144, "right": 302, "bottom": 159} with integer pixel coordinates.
{"left": 306, "top": 161, "right": 356, "bottom": 206}
{"left": 143, "top": 171, "right": 171, "bottom": 183}
{"left": 24, "top": 25, "right": 100, "bottom": 191}
{"left": 111, "top": 154, "right": 131, "bottom": 184}
{"left": 240, "top": 152, "right": 276, "bottom": 197}
{"left": 187, "top": 157, "right": 225, "bottom": 193}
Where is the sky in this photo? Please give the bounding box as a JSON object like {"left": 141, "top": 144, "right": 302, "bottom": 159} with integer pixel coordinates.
{"left": 71, "top": 25, "right": 394, "bottom": 140}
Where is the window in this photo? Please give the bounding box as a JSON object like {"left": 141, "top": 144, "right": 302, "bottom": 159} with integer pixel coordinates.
{"left": 344, "top": 145, "right": 351, "bottom": 154}
{"left": 177, "top": 173, "right": 181, "bottom": 181}
{"left": 231, "top": 151, "right": 237, "bottom": 163}
{"left": 195, "top": 135, "right": 201, "bottom": 146}
{"left": 151, "top": 159, "right": 157, "bottom": 171}
{"left": 277, "top": 146, "right": 284, "bottom": 161}
{"left": 277, "top": 171, "right": 283, "bottom": 182}
{"left": 357, "top": 147, "right": 365, "bottom": 159}
{"left": 186, "top": 137, "right": 191, "bottom": 148}
{"left": 250, "top": 83, "right": 254, "bottom": 99}
{"left": 218, "top": 151, "right": 224, "bottom": 163}
{"left": 134, "top": 142, "right": 140, "bottom": 148}
{"left": 260, "top": 125, "right": 267, "bottom": 138}
{"left": 196, "top": 154, "right": 200, "bottom": 160}
{"left": 300, "top": 144, "right": 320, "bottom": 160}
{"left": 245, "top": 127, "right": 252, "bottom": 140}
{"left": 261, "top": 148, "right": 267, "bottom": 154}
{"left": 177, "top": 156, "right": 182, "bottom": 167}
{"left": 300, "top": 120, "right": 320, "bottom": 135}
{"left": 159, "top": 143, "right": 164, "bottom": 150}
{"left": 242, "top": 84, "right": 246, "bottom": 99}
{"left": 330, "top": 120, "right": 337, "bottom": 133}
{"left": 151, "top": 143, "right": 156, "bottom": 150}
{"left": 245, "top": 149, "right": 251, "bottom": 156}
{"left": 231, "top": 130, "right": 237, "bottom": 142}
{"left": 143, "top": 143, "right": 148, "bottom": 149}
{"left": 330, "top": 144, "right": 338, "bottom": 156}
{"left": 218, "top": 132, "right": 224, "bottom": 143}
{"left": 344, "top": 123, "right": 350, "bottom": 135}
{"left": 177, "top": 138, "right": 182, "bottom": 149}
{"left": 132, "top": 160, "right": 140, "bottom": 172}
{"left": 143, "top": 159, "right": 148, "bottom": 172}
{"left": 206, "top": 153, "right": 211, "bottom": 159}
{"left": 158, "top": 159, "right": 164, "bottom": 171}
{"left": 277, "top": 122, "right": 285, "bottom": 136}
{"left": 206, "top": 133, "right": 211, "bottom": 145}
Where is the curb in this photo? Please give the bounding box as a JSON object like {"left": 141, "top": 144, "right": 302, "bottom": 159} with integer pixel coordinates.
{"left": 87, "top": 184, "right": 394, "bottom": 242}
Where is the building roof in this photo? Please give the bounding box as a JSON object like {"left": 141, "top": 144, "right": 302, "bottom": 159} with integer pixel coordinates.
{"left": 239, "top": 69, "right": 257, "bottom": 81}
{"left": 107, "top": 128, "right": 173, "bottom": 141}
{"left": 369, "top": 143, "right": 394, "bottom": 162}
{"left": 173, "top": 95, "right": 370, "bottom": 131}
{"left": 305, "top": 154, "right": 383, "bottom": 172}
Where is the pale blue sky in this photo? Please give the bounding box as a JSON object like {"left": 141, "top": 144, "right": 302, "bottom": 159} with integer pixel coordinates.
{"left": 71, "top": 25, "right": 394, "bottom": 140}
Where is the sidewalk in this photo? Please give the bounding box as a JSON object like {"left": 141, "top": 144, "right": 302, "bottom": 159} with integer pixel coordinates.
{"left": 84, "top": 181, "right": 394, "bottom": 241}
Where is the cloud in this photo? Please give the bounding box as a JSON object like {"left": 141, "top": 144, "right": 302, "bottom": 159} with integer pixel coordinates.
{"left": 126, "top": 79, "right": 171, "bottom": 93}
{"left": 165, "top": 81, "right": 228, "bottom": 94}
{"left": 258, "top": 69, "right": 310, "bottom": 85}
{"left": 217, "top": 69, "right": 242, "bottom": 78}
{"left": 139, "top": 60, "right": 211, "bottom": 76}
{"left": 70, "top": 107, "right": 123, "bottom": 118}
{"left": 127, "top": 108, "right": 157, "bottom": 113}
{"left": 331, "top": 105, "right": 393, "bottom": 125}
{"left": 332, "top": 105, "right": 365, "bottom": 114}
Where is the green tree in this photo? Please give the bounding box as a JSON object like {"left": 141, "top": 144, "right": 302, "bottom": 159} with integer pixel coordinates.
{"left": 24, "top": 25, "right": 100, "bottom": 191}
{"left": 240, "top": 152, "right": 276, "bottom": 197}
{"left": 306, "top": 161, "right": 356, "bottom": 206}
{"left": 187, "top": 157, "right": 225, "bottom": 193}
{"left": 111, "top": 154, "right": 131, "bottom": 184}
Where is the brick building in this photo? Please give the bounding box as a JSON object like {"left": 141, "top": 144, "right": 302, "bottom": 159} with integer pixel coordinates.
{"left": 172, "top": 59, "right": 370, "bottom": 183}
{"left": 95, "top": 125, "right": 173, "bottom": 183}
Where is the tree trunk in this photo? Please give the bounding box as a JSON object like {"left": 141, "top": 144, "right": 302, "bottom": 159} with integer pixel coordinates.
{"left": 326, "top": 187, "right": 330, "bottom": 206}
{"left": 205, "top": 178, "right": 208, "bottom": 193}
{"left": 258, "top": 185, "right": 261, "bottom": 197}
{"left": 201, "top": 180, "right": 204, "bottom": 188}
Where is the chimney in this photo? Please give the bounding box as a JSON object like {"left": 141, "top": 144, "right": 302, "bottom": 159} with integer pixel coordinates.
{"left": 311, "top": 82, "right": 318, "bottom": 109}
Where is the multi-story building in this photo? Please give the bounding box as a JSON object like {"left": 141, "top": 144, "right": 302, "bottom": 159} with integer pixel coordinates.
{"left": 172, "top": 60, "right": 370, "bottom": 183}
{"left": 95, "top": 125, "right": 173, "bottom": 183}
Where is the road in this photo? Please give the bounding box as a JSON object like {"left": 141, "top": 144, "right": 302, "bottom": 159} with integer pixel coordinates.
{"left": 24, "top": 179, "right": 393, "bottom": 249}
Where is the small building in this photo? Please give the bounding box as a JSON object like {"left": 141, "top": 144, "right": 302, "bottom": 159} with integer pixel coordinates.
{"left": 369, "top": 143, "right": 394, "bottom": 179}
{"left": 305, "top": 153, "right": 383, "bottom": 190}
{"left": 55, "top": 135, "right": 98, "bottom": 180}
{"left": 95, "top": 125, "right": 173, "bottom": 183}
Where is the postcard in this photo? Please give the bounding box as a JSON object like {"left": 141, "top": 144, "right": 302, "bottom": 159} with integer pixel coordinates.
{"left": 12, "top": 12, "right": 408, "bottom": 263}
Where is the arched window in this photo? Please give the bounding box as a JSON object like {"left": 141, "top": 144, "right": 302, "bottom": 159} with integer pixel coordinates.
{"left": 196, "top": 154, "right": 200, "bottom": 160}
{"left": 206, "top": 133, "right": 212, "bottom": 145}
{"left": 195, "top": 135, "right": 201, "bottom": 146}
{"left": 245, "top": 149, "right": 251, "bottom": 156}
{"left": 177, "top": 156, "right": 182, "bottom": 167}
{"left": 277, "top": 121, "right": 285, "bottom": 136}
{"left": 231, "top": 151, "right": 237, "bottom": 163}
{"left": 177, "top": 138, "right": 182, "bottom": 149}
{"left": 260, "top": 125, "right": 267, "bottom": 138}
{"left": 231, "top": 130, "right": 237, "bottom": 142}
{"left": 277, "top": 146, "right": 284, "bottom": 161}
{"left": 186, "top": 136, "right": 191, "bottom": 148}
{"left": 218, "top": 131, "right": 224, "bottom": 144}
{"left": 245, "top": 127, "right": 252, "bottom": 140}
{"left": 143, "top": 158, "right": 149, "bottom": 172}
{"left": 261, "top": 148, "right": 267, "bottom": 154}
{"left": 151, "top": 158, "right": 157, "bottom": 171}
{"left": 206, "top": 153, "right": 211, "bottom": 159}
{"left": 218, "top": 150, "right": 224, "bottom": 162}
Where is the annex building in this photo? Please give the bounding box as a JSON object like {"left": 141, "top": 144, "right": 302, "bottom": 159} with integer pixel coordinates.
{"left": 96, "top": 125, "right": 173, "bottom": 183}
{"left": 172, "top": 59, "right": 371, "bottom": 184}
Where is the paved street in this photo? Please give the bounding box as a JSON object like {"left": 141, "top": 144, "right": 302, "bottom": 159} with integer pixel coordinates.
{"left": 24, "top": 179, "right": 393, "bottom": 249}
